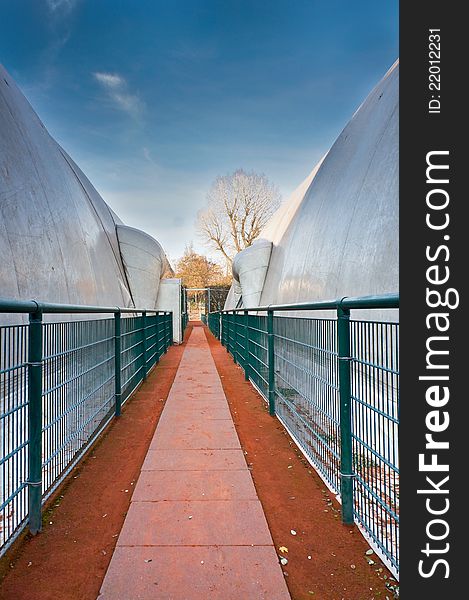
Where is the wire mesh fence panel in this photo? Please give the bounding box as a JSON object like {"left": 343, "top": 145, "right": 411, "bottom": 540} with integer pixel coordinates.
{"left": 166, "top": 313, "right": 173, "bottom": 349}
{"left": 120, "top": 316, "right": 145, "bottom": 403}
{"left": 274, "top": 317, "right": 340, "bottom": 492}
{"left": 246, "top": 314, "right": 268, "bottom": 398}
{"left": 208, "top": 313, "right": 220, "bottom": 339}
{"left": 225, "top": 313, "right": 234, "bottom": 358}
{"left": 156, "top": 316, "right": 164, "bottom": 361}
{"left": 160, "top": 313, "right": 170, "bottom": 356}
{"left": 350, "top": 320, "right": 399, "bottom": 574}
{"left": 216, "top": 305, "right": 399, "bottom": 576}
{"left": 42, "top": 319, "right": 115, "bottom": 497}
{"left": 234, "top": 314, "right": 246, "bottom": 368}
{"left": 0, "top": 324, "right": 29, "bottom": 552}
{"left": 145, "top": 315, "right": 158, "bottom": 370}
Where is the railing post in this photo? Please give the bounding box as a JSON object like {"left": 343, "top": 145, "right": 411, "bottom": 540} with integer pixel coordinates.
{"left": 142, "top": 311, "right": 147, "bottom": 380}
{"left": 337, "top": 304, "right": 354, "bottom": 525}
{"left": 114, "top": 311, "right": 122, "bottom": 417}
{"left": 267, "top": 309, "right": 275, "bottom": 416}
{"left": 28, "top": 310, "right": 43, "bottom": 535}
{"left": 244, "top": 310, "right": 249, "bottom": 381}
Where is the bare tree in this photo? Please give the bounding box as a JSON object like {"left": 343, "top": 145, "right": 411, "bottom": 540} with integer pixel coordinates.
{"left": 197, "top": 169, "right": 281, "bottom": 264}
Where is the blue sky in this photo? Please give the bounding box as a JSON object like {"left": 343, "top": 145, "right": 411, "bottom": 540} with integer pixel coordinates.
{"left": 0, "top": 0, "right": 398, "bottom": 263}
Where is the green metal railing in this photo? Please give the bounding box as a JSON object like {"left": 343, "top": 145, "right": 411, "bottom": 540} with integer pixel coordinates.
{"left": 208, "top": 312, "right": 220, "bottom": 340}
{"left": 208, "top": 294, "right": 399, "bottom": 577}
{"left": 0, "top": 299, "right": 172, "bottom": 555}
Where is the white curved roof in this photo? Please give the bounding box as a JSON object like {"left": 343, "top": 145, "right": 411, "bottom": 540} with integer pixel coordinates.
{"left": 0, "top": 63, "right": 170, "bottom": 316}
{"left": 226, "top": 61, "right": 398, "bottom": 310}
{"left": 116, "top": 224, "right": 171, "bottom": 309}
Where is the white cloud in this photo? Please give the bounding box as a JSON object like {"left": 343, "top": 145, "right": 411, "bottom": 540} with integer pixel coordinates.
{"left": 94, "top": 72, "right": 124, "bottom": 89}
{"left": 93, "top": 72, "right": 145, "bottom": 119}
{"left": 46, "top": 0, "right": 78, "bottom": 13}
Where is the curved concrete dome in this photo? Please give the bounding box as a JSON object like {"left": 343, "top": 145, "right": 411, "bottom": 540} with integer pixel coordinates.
{"left": 0, "top": 64, "right": 170, "bottom": 316}
{"left": 231, "top": 239, "right": 272, "bottom": 308}
{"left": 116, "top": 224, "right": 172, "bottom": 309}
{"left": 226, "top": 61, "right": 398, "bottom": 310}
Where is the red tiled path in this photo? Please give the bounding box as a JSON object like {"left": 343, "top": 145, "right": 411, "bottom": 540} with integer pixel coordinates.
{"left": 98, "top": 326, "right": 291, "bottom": 600}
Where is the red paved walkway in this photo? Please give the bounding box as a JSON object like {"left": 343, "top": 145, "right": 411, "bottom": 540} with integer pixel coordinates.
{"left": 99, "top": 326, "right": 290, "bottom": 599}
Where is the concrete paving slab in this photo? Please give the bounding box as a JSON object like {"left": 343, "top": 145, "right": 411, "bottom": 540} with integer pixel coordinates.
{"left": 150, "top": 421, "right": 241, "bottom": 450}
{"left": 99, "top": 546, "right": 290, "bottom": 600}
{"left": 142, "top": 449, "right": 248, "bottom": 471}
{"left": 156, "top": 413, "right": 232, "bottom": 431}
{"left": 117, "top": 499, "right": 274, "bottom": 547}
{"left": 168, "top": 384, "right": 225, "bottom": 393}
{"left": 170, "top": 383, "right": 224, "bottom": 393}
{"left": 160, "top": 406, "right": 232, "bottom": 420}
{"left": 133, "top": 469, "right": 257, "bottom": 501}
{"left": 163, "top": 394, "right": 228, "bottom": 404}
{"left": 167, "top": 394, "right": 228, "bottom": 404}
{"left": 153, "top": 416, "right": 237, "bottom": 435}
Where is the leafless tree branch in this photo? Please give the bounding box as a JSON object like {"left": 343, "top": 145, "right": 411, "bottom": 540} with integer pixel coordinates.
{"left": 196, "top": 169, "right": 281, "bottom": 264}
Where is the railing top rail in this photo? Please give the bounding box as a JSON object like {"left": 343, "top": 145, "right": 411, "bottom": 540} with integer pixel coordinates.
{"left": 0, "top": 297, "right": 172, "bottom": 315}
{"left": 210, "top": 292, "right": 399, "bottom": 314}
